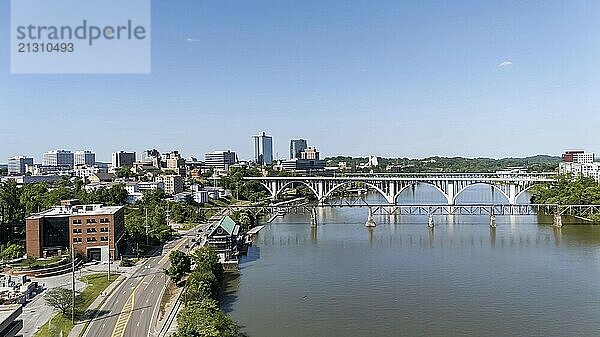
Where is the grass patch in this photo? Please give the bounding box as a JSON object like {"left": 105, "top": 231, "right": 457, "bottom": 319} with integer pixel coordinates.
{"left": 159, "top": 280, "right": 180, "bottom": 320}
{"left": 34, "top": 273, "right": 120, "bottom": 337}
{"left": 181, "top": 222, "right": 200, "bottom": 230}
{"left": 12, "top": 255, "right": 64, "bottom": 268}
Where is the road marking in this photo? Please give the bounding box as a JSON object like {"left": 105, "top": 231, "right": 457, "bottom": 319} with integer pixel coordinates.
{"left": 158, "top": 238, "right": 187, "bottom": 265}
{"left": 144, "top": 274, "right": 157, "bottom": 291}
{"left": 110, "top": 278, "right": 144, "bottom": 337}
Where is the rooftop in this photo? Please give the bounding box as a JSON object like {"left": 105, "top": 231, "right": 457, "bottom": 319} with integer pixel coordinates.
{"left": 27, "top": 204, "right": 123, "bottom": 219}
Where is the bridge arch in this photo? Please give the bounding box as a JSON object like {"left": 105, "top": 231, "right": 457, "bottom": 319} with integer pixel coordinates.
{"left": 273, "top": 181, "right": 320, "bottom": 200}
{"left": 515, "top": 185, "right": 536, "bottom": 204}
{"left": 322, "top": 181, "right": 391, "bottom": 203}
{"left": 393, "top": 182, "right": 450, "bottom": 204}
{"left": 452, "top": 182, "right": 510, "bottom": 204}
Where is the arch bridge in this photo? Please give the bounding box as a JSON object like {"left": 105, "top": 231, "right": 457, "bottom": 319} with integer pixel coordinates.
{"left": 243, "top": 173, "right": 555, "bottom": 205}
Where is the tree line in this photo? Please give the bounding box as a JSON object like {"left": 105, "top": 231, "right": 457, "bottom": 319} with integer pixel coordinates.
{"left": 166, "top": 246, "right": 244, "bottom": 337}
{"left": 530, "top": 175, "right": 600, "bottom": 222}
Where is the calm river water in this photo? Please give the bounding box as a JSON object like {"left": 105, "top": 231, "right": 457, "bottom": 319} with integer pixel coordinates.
{"left": 224, "top": 185, "right": 600, "bottom": 337}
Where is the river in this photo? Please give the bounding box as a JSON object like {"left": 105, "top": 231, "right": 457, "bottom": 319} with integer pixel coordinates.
{"left": 223, "top": 185, "right": 600, "bottom": 337}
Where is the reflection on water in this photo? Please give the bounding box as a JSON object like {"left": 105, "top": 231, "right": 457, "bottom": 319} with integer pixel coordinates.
{"left": 225, "top": 187, "right": 600, "bottom": 337}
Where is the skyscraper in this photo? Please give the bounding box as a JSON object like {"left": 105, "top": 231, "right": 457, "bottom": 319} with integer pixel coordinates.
{"left": 290, "top": 139, "right": 307, "bottom": 159}
{"left": 253, "top": 131, "right": 273, "bottom": 165}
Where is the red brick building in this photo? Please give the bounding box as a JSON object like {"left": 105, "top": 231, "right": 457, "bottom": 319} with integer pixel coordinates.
{"left": 25, "top": 202, "right": 125, "bottom": 261}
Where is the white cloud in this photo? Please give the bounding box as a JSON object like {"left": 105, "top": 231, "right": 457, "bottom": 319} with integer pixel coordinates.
{"left": 497, "top": 61, "right": 513, "bottom": 68}
{"left": 185, "top": 37, "right": 200, "bottom": 43}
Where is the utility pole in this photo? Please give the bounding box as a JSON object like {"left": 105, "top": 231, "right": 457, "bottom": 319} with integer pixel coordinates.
{"left": 107, "top": 223, "right": 111, "bottom": 282}
{"left": 71, "top": 242, "right": 75, "bottom": 324}
{"left": 145, "top": 209, "right": 150, "bottom": 246}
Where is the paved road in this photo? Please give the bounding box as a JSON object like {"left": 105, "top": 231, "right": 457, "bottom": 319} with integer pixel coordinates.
{"left": 83, "top": 225, "right": 207, "bottom": 337}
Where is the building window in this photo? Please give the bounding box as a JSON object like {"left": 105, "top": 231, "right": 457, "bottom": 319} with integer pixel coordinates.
{"left": 72, "top": 228, "right": 82, "bottom": 234}
{"left": 86, "top": 237, "right": 97, "bottom": 243}
{"left": 86, "top": 218, "right": 97, "bottom": 224}
{"left": 100, "top": 236, "right": 108, "bottom": 242}
{"left": 100, "top": 227, "right": 109, "bottom": 232}
{"left": 86, "top": 228, "right": 97, "bottom": 233}
{"left": 73, "top": 238, "right": 82, "bottom": 243}
{"left": 72, "top": 219, "right": 82, "bottom": 225}
{"left": 100, "top": 218, "right": 110, "bottom": 223}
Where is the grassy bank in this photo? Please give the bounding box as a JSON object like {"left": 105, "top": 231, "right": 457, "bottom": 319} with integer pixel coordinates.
{"left": 34, "top": 273, "right": 119, "bottom": 337}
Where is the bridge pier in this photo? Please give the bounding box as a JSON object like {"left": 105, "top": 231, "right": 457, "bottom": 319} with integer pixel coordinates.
{"left": 508, "top": 184, "right": 517, "bottom": 205}
{"left": 365, "top": 207, "right": 376, "bottom": 227}
{"left": 446, "top": 182, "right": 455, "bottom": 205}
{"left": 428, "top": 214, "right": 434, "bottom": 228}
{"left": 553, "top": 214, "right": 563, "bottom": 228}
{"left": 489, "top": 214, "right": 496, "bottom": 228}
{"left": 310, "top": 208, "right": 318, "bottom": 228}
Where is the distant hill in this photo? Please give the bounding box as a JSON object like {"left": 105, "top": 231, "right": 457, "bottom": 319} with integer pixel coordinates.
{"left": 324, "top": 155, "right": 561, "bottom": 173}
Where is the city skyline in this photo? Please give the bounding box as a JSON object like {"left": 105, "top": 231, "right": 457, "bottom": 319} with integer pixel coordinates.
{"left": 0, "top": 140, "right": 577, "bottom": 165}
{"left": 2, "top": 1, "right": 600, "bottom": 160}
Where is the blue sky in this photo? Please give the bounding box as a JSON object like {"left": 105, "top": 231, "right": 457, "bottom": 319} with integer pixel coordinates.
{"left": 1, "top": 0, "right": 600, "bottom": 162}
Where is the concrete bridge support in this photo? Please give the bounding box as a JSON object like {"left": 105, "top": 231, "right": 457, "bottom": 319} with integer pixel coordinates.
{"left": 508, "top": 184, "right": 517, "bottom": 205}
{"left": 365, "top": 208, "right": 376, "bottom": 227}
{"left": 489, "top": 214, "right": 496, "bottom": 228}
{"left": 446, "top": 182, "right": 455, "bottom": 205}
{"left": 310, "top": 208, "right": 318, "bottom": 228}
{"left": 553, "top": 214, "right": 563, "bottom": 227}
{"left": 428, "top": 214, "right": 434, "bottom": 228}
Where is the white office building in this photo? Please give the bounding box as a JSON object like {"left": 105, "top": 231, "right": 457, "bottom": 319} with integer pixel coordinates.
{"left": 7, "top": 156, "right": 33, "bottom": 175}
{"left": 205, "top": 150, "right": 238, "bottom": 170}
{"left": 559, "top": 150, "right": 600, "bottom": 182}
{"left": 42, "top": 150, "right": 74, "bottom": 167}
{"left": 74, "top": 151, "right": 96, "bottom": 166}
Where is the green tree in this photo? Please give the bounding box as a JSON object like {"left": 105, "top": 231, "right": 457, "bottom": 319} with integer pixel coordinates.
{"left": 43, "top": 187, "right": 74, "bottom": 209}
{"left": 185, "top": 270, "right": 216, "bottom": 304}
{"left": 116, "top": 166, "right": 133, "bottom": 178}
{"left": 0, "top": 244, "right": 25, "bottom": 260}
{"left": 45, "top": 287, "right": 75, "bottom": 316}
{"left": 165, "top": 250, "right": 191, "bottom": 283}
{"left": 191, "top": 247, "right": 223, "bottom": 284}
{"left": 20, "top": 183, "right": 48, "bottom": 215}
{"left": 175, "top": 298, "right": 242, "bottom": 337}
{"left": 0, "top": 179, "right": 23, "bottom": 223}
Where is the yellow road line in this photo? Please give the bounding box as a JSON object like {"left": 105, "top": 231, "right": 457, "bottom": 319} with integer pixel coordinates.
{"left": 111, "top": 278, "right": 144, "bottom": 337}
{"left": 158, "top": 238, "right": 187, "bottom": 265}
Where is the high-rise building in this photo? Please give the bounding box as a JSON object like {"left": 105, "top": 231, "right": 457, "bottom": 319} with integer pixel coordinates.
{"left": 112, "top": 151, "right": 136, "bottom": 168}
{"left": 205, "top": 151, "right": 237, "bottom": 170}
{"left": 253, "top": 131, "right": 273, "bottom": 165}
{"left": 42, "top": 150, "right": 74, "bottom": 168}
{"left": 290, "top": 139, "right": 307, "bottom": 159}
{"left": 74, "top": 150, "right": 96, "bottom": 166}
{"left": 7, "top": 156, "right": 33, "bottom": 175}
